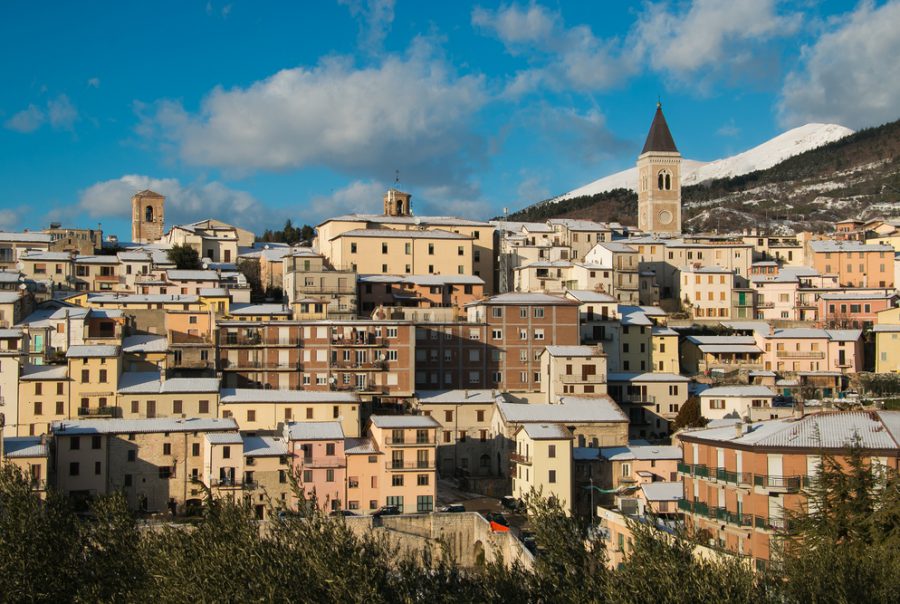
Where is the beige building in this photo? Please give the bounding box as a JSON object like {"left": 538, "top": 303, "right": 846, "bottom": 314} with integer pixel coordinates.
{"left": 677, "top": 265, "right": 737, "bottom": 319}
{"left": 699, "top": 385, "right": 781, "bottom": 422}
{"left": 511, "top": 423, "right": 573, "bottom": 513}
{"left": 315, "top": 189, "right": 496, "bottom": 293}
{"left": 0, "top": 231, "right": 53, "bottom": 272}
{"left": 413, "top": 389, "right": 498, "bottom": 477}
{"left": 606, "top": 372, "right": 690, "bottom": 439}
{"left": 0, "top": 329, "right": 26, "bottom": 437}
{"left": 584, "top": 242, "right": 640, "bottom": 303}
{"left": 164, "top": 219, "right": 254, "bottom": 263}
{"left": 283, "top": 252, "right": 357, "bottom": 319}
{"left": 17, "top": 364, "right": 69, "bottom": 437}
{"left": 1, "top": 435, "right": 49, "bottom": 495}
{"left": 242, "top": 435, "right": 292, "bottom": 518}
{"left": 53, "top": 416, "right": 239, "bottom": 513}
{"left": 637, "top": 104, "right": 681, "bottom": 235}
{"left": 540, "top": 345, "right": 608, "bottom": 402}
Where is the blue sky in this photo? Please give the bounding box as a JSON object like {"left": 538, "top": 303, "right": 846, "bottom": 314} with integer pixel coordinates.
{"left": 0, "top": 0, "right": 897, "bottom": 238}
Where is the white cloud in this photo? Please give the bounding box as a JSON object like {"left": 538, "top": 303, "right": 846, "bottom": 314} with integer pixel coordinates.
{"left": 339, "top": 0, "right": 396, "bottom": 54}
{"left": 47, "top": 94, "right": 78, "bottom": 130}
{"left": 533, "top": 106, "right": 633, "bottom": 166}
{"left": 0, "top": 208, "right": 25, "bottom": 230}
{"left": 717, "top": 119, "right": 740, "bottom": 137}
{"left": 75, "top": 175, "right": 271, "bottom": 231}
{"left": 471, "top": 3, "right": 557, "bottom": 47}
{"left": 472, "top": 4, "right": 636, "bottom": 94}
{"left": 4, "top": 104, "right": 45, "bottom": 133}
{"left": 632, "top": 0, "right": 801, "bottom": 79}
{"left": 310, "top": 180, "right": 387, "bottom": 216}
{"left": 778, "top": 0, "right": 900, "bottom": 129}
{"left": 516, "top": 176, "right": 550, "bottom": 204}
{"left": 87, "top": 77, "right": 101, "bottom": 88}
{"left": 141, "top": 40, "right": 487, "bottom": 193}
{"left": 4, "top": 94, "right": 78, "bottom": 133}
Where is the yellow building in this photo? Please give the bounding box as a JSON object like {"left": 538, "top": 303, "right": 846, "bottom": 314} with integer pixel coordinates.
{"left": 0, "top": 329, "right": 27, "bottom": 437}
{"left": 218, "top": 389, "right": 363, "bottom": 437}
{"left": 66, "top": 345, "right": 121, "bottom": 418}
{"left": 18, "top": 364, "right": 70, "bottom": 436}
{"left": 511, "top": 423, "right": 573, "bottom": 513}
{"left": 241, "top": 435, "right": 292, "bottom": 517}
{"left": 874, "top": 306, "right": 900, "bottom": 373}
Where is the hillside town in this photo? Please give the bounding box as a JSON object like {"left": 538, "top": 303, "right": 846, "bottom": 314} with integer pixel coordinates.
{"left": 0, "top": 104, "right": 897, "bottom": 574}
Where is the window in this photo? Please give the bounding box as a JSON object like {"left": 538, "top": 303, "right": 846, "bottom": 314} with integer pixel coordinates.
{"left": 70, "top": 437, "right": 80, "bottom": 450}
{"left": 548, "top": 444, "right": 556, "bottom": 458}
{"left": 223, "top": 446, "right": 231, "bottom": 459}
{"left": 476, "top": 410, "right": 485, "bottom": 422}
{"left": 549, "top": 470, "right": 556, "bottom": 483}
{"left": 326, "top": 469, "right": 335, "bottom": 482}
{"left": 351, "top": 243, "right": 357, "bottom": 254}
{"left": 163, "top": 443, "right": 171, "bottom": 455}
{"left": 192, "top": 443, "right": 200, "bottom": 456}
{"left": 491, "top": 307, "right": 503, "bottom": 318}
{"left": 81, "top": 369, "right": 89, "bottom": 383}
{"left": 417, "top": 474, "right": 429, "bottom": 486}
{"left": 392, "top": 474, "right": 404, "bottom": 487}
{"left": 492, "top": 329, "right": 502, "bottom": 340}
{"left": 382, "top": 243, "right": 388, "bottom": 254}
{"left": 199, "top": 400, "right": 209, "bottom": 414}
{"left": 326, "top": 443, "right": 335, "bottom": 456}
{"left": 417, "top": 495, "right": 434, "bottom": 513}
{"left": 34, "top": 401, "right": 42, "bottom": 416}
{"left": 69, "top": 462, "right": 79, "bottom": 476}
{"left": 428, "top": 244, "right": 435, "bottom": 255}
{"left": 173, "top": 400, "right": 182, "bottom": 414}
{"left": 127, "top": 450, "right": 136, "bottom": 462}
{"left": 247, "top": 410, "right": 256, "bottom": 422}
{"left": 533, "top": 329, "right": 544, "bottom": 340}
{"left": 303, "top": 470, "right": 313, "bottom": 483}
{"left": 533, "top": 307, "right": 544, "bottom": 318}
{"left": 519, "top": 307, "right": 528, "bottom": 318}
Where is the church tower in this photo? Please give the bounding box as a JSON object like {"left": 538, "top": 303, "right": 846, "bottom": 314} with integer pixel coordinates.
{"left": 131, "top": 190, "right": 166, "bottom": 243}
{"left": 637, "top": 103, "right": 681, "bottom": 234}
{"left": 383, "top": 188, "right": 412, "bottom": 217}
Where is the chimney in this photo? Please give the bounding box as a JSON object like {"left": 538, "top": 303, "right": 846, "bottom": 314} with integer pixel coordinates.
{"left": 793, "top": 400, "right": 804, "bottom": 419}
{"left": 734, "top": 421, "right": 744, "bottom": 438}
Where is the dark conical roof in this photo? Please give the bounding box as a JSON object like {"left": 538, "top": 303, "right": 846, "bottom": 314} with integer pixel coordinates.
{"left": 641, "top": 103, "right": 678, "bottom": 154}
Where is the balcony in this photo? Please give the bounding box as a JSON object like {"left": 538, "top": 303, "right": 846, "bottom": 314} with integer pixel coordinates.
{"left": 171, "top": 359, "right": 215, "bottom": 370}
{"left": 170, "top": 332, "right": 213, "bottom": 345}
{"left": 753, "top": 474, "right": 802, "bottom": 493}
{"left": 620, "top": 394, "right": 657, "bottom": 405}
{"left": 509, "top": 452, "right": 532, "bottom": 465}
{"left": 331, "top": 334, "right": 387, "bottom": 347}
{"left": 386, "top": 460, "right": 435, "bottom": 471}
{"left": 77, "top": 406, "right": 117, "bottom": 418}
{"left": 561, "top": 373, "right": 606, "bottom": 384}
{"left": 220, "top": 360, "right": 300, "bottom": 370}
{"left": 329, "top": 360, "right": 387, "bottom": 371}
{"left": 384, "top": 436, "right": 436, "bottom": 446}
{"left": 776, "top": 350, "right": 825, "bottom": 359}
{"left": 300, "top": 457, "right": 346, "bottom": 469}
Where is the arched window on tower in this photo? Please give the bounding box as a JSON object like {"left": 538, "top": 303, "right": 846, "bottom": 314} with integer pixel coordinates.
{"left": 658, "top": 170, "right": 672, "bottom": 191}
{"left": 145, "top": 205, "right": 154, "bottom": 222}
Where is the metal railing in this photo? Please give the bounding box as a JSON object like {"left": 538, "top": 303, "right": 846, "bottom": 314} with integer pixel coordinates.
{"left": 509, "top": 452, "right": 531, "bottom": 465}
{"left": 385, "top": 460, "right": 435, "bottom": 470}
{"left": 776, "top": 350, "right": 825, "bottom": 359}
{"left": 77, "top": 406, "right": 117, "bottom": 417}
{"left": 300, "top": 457, "right": 346, "bottom": 469}
{"left": 384, "top": 436, "right": 436, "bottom": 446}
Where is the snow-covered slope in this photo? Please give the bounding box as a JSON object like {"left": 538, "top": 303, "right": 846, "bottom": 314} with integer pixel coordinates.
{"left": 551, "top": 123, "right": 854, "bottom": 202}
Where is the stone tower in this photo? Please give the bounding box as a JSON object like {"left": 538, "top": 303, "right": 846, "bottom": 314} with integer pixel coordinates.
{"left": 383, "top": 188, "right": 412, "bottom": 217}
{"left": 131, "top": 190, "right": 166, "bottom": 243}
{"left": 637, "top": 103, "right": 681, "bottom": 235}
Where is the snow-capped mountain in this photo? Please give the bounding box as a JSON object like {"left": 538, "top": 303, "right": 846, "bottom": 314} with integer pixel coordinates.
{"left": 551, "top": 123, "right": 854, "bottom": 203}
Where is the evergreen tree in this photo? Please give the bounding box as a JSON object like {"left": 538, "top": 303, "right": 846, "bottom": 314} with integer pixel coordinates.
{"left": 166, "top": 243, "right": 201, "bottom": 270}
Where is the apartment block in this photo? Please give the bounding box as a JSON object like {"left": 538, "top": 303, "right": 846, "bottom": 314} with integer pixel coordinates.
{"left": 539, "top": 345, "right": 608, "bottom": 402}
{"left": 511, "top": 423, "right": 573, "bottom": 513}
{"left": 678, "top": 412, "right": 900, "bottom": 569}
{"left": 809, "top": 240, "right": 894, "bottom": 288}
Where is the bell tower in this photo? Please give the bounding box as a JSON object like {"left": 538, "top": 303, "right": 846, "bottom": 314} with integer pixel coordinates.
{"left": 383, "top": 188, "right": 412, "bottom": 217}
{"left": 637, "top": 103, "right": 681, "bottom": 234}
{"left": 131, "top": 190, "right": 166, "bottom": 243}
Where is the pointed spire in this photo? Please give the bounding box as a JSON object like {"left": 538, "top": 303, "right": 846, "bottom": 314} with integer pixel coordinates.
{"left": 641, "top": 103, "right": 678, "bottom": 154}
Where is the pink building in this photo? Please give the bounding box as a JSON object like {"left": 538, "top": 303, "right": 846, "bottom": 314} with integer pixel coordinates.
{"left": 817, "top": 292, "right": 896, "bottom": 328}
{"left": 284, "top": 421, "right": 347, "bottom": 511}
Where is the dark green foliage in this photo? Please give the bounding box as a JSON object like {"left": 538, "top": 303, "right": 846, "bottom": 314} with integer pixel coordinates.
{"left": 166, "top": 243, "right": 201, "bottom": 270}
{"left": 776, "top": 444, "right": 900, "bottom": 604}
{"left": 504, "top": 188, "right": 637, "bottom": 223}
{"left": 258, "top": 219, "right": 315, "bottom": 245}
{"left": 1, "top": 456, "right": 898, "bottom": 603}
{"left": 857, "top": 372, "right": 900, "bottom": 397}
{"left": 674, "top": 395, "right": 707, "bottom": 430}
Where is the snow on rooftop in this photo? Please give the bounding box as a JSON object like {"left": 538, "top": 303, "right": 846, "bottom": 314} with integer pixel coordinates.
{"left": 285, "top": 421, "right": 345, "bottom": 441}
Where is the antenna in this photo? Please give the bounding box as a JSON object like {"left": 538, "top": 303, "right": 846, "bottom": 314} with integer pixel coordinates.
{"left": 395, "top": 169, "right": 400, "bottom": 186}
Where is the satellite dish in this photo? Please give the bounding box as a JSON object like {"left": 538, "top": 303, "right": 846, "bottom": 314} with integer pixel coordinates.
{"left": 379, "top": 353, "right": 387, "bottom": 361}
{"left": 329, "top": 376, "right": 337, "bottom": 384}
